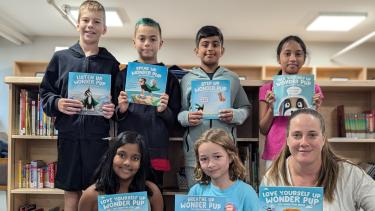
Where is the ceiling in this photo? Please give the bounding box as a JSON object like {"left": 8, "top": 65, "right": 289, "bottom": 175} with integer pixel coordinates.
{"left": 0, "top": 0, "right": 375, "bottom": 45}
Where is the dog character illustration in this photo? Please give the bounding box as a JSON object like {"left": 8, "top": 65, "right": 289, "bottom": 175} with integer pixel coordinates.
{"left": 82, "top": 88, "right": 98, "bottom": 111}
{"left": 279, "top": 96, "right": 308, "bottom": 116}
{"left": 138, "top": 78, "right": 160, "bottom": 97}
{"left": 217, "top": 91, "right": 226, "bottom": 102}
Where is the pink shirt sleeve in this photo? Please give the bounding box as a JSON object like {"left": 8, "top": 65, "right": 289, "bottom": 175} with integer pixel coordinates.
{"left": 259, "top": 82, "right": 273, "bottom": 101}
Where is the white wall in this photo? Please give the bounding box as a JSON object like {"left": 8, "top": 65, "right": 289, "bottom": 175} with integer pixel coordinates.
{"left": 1, "top": 36, "right": 375, "bottom": 133}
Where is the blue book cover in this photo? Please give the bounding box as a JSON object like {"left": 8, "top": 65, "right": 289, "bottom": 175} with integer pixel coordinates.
{"left": 259, "top": 186, "right": 323, "bottom": 211}
{"left": 68, "top": 72, "right": 111, "bottom": 116}
{"left": 175, "top": 195, "right": 226, "bottom": 211}
{"left": 98, "top": 191, "right": 148, "bottom": 211}
{"left": 125, "top": 62, "right": 167, "bottom": 106}
{"left": 190, "top": 80, "right": 231, "bottom": 119}
{"left": 273, "top": 74, "right": 314, "bottom": 116}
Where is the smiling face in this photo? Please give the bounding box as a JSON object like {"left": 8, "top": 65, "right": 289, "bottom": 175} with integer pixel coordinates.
{"left": 77, "top": 8, "right": 107, "bottom": 45}
{"left": 287, "top": 113, "right": 325, "bottom": 165}
{"left": 112, "top": 143, "right": 141, "bottom": 182}
{"left": 195, "top": 36, "right": 224, "bottom": 72}
{"left": 133, "top": 25, "right": 163, "bottom": 64}
{"left": 198, "top": 141, "right": 232, "bottom": 183}
{"left": 278, "top": 40, "right": 305, "bottom": 75}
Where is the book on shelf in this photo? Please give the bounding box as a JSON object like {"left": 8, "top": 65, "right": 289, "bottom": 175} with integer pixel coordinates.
{"left": 337, "top": 106, "right": 375, "bottom": 139}
{"left": 259, "top": 186, "right": 323, "bottom": 211}
{"left": 18, "top": 160, "right": 56, "bottom": 189}
{"left": 190, "top": 79, "right": 231, "bottom": 119}
{"left": 18, "top": 89, "right": 57, "bottom": 136}
{"left": 125, "top": 62, "right": 167, "bottom": 107}
{"left": 68, "top": 72, "right": 112, "bottom": 116}
{"left": 273, "top": 74, "right": 314, "bottom": 116}
{"left": 98, "top": 191, "right": 148, "bottom": 211}
{"left": 174, "top": 195, "right": 225, "bottom": 211}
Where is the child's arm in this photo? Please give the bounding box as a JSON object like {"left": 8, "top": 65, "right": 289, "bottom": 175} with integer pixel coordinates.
{"left": 78, "top": 185, "right": 98, "bottom": 211}
{"left": 114, "top": 69, "right": 130, "bottom": 120}
{"left": 313, "top": 85, "right": 324, "bottom": 110}
{"left": 146, "top": 181, "right": 164, "bottom": 211}
{"left": 227, "top": 85, "right": 251, "bottom": 125}
{"left": 178, "top": 75, "right": 201, "bottom": 127}
{"left": 156, "top": 73, "right": 182, "bottom": 127}
{"left": 259, "top": 90, "right": 275, "bottom": 135}
{"left": 40, "top": 55, "right": 82, "bottom": 116}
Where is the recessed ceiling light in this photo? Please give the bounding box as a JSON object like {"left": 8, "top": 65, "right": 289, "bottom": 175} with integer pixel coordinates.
{"left": 306, "top": 13, "right": 367, "bottom": 31}
{"left": 69, "top": 9, "right": 124, "bottom": 27}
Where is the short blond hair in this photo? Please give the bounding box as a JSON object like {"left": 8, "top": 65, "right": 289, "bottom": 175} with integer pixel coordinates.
{"left": 78, "top": 0, "right": 106, "bottom": 23}
{"left": 194, "top": 128, "right": 246, "bottom": 184}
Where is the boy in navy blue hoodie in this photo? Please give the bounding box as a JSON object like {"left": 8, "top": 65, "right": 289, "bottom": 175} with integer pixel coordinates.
{"left": 115, "top": 18, "right": 181, "bottom": 190}
{"left": 39, "top": 1, "right": 119, "bottom": 210}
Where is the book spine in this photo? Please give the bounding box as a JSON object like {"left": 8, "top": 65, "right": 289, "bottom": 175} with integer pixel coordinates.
{"left": 31, "top": 100, "right": 36, "bottom": 135}
{"left": 37, "top": 168, "right": 43, "bottom": 189}
{"left": 18, "top": 160, "right": 23, "bottom": 188}
{"left": 30, "top": 161, "right": 37, "bottom": 188}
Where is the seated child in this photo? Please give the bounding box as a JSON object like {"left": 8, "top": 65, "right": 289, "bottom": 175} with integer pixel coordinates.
{"left": 78, "top": 131, "right": 163, "bottom": 211}
{"left": 188, "top": 128, "right": 259, "bottom": 211}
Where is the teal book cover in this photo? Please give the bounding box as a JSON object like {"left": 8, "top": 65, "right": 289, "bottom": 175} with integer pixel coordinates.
{"left": 273, "top": 74, "right": 314, "bottom": 116}
{"left": 125, "top": 62, "right": 167, "bottom": 106}
{"left": 68, "top": 72, "right": 111, "bottom": 116}
{"left": 259, "top": 186, "right": 323, "bottom": 211}
{"left": 190, "top": 80, "right": 231, "bottom": 119}
{"left": 175, "top": 195, "right": 226, "bottom": 211}
{"left": 98, "top": 191, "right": 148, "bottom": 211}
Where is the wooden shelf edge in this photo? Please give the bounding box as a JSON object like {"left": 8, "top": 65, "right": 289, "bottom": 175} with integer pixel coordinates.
{"left": 12, "top": 135, "right": 57, "bottom": 140}
{"left": 11, "top": 188, "right": 64, "bottom": 194}
{"left": 328, "top": 138, "right": 375, "bottom": 143}
{"left": 4, "top": 76, "right": 43, "bottom": 85}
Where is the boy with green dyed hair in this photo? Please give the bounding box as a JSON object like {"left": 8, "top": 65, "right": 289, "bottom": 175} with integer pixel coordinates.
{"left": 115, "top": 17, "right": 181, "bottom": 190}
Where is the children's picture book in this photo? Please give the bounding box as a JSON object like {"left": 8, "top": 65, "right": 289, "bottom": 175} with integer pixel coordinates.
{"left": 190, "top": 79, "right": 231, "bottom": 119}
{"left": 125, "top": 62, "right": 167, "bottom": 106}
{"left": 98, "top": 191, "right": 148, "bottom": 211}
{"left": 175, "top": 195, "right": 226, "bottom": 211}
{"left": 259, "top": 186, "right": 323, "bottom": 211}
{"left": 273, "top": 74, "right": 314, "bottom": 116}
{"left": 68, "top": 72, "right": 111, "bottom": 116}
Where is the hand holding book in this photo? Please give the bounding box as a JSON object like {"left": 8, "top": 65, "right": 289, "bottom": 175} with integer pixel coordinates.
{"left": 118, "top": 91, "right": 129, "bottom": 113}
{"left": 157, "top": 93, "right": 169, "bottom": 113}
{"left": 218, "top": 109, "right": 233, "bottom": 123}
{"left": 188, "top": 111, "right": 203, "bottom": 126}
{"left": 101, "top": 102, "right": 115, "bottom": 119}
{"left": 265, "top": 90, "right": 275, "bottom": 109}
{"left": 57, "top": 98, "right": 83, "bottom": 115}
{"left": 313, "top": 93, "right": 323, "bottom": 110}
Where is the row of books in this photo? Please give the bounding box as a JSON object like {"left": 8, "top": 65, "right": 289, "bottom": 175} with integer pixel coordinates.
{"left": 238, "top": 143, "right": 259, "bottom": 192}
{"left": 18, "top": 160, "right": 56, "bottom": 189}
{"left": 19, "top": 89, "right": 57, "bottom": 136}
{"left": 337, "top": 106, "right": 375, "bottom": 139}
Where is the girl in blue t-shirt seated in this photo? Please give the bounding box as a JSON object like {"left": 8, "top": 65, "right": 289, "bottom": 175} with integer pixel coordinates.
{"left": 188, "top": 128, "right": 259, "bottom": 211}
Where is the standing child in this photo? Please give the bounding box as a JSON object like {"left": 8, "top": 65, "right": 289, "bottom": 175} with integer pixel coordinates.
{"left": 115, "top": 18, "right": 181, "bottom": 190}
{"left": 78, "top": 131, "right": 163, "bottom": 211}
{"left": 178, "top": 25, "right": 251, "bottom": 187}
{"left": 189, "top": 128, "right": 259, "bottom": 211}
{"left": 39, "top": 1, "right": 119, "bottom": 210}
{"left": 259, "top": 35, "right": 324, "bottom": 169}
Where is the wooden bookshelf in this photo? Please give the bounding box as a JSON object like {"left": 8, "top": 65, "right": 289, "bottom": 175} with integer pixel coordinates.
{"left": 5, "top": 61, "right": 375, "bottom": 211}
